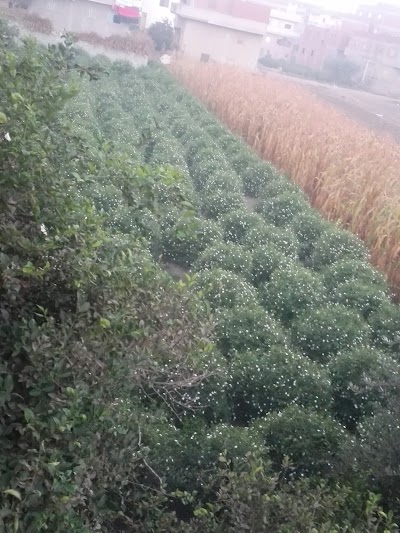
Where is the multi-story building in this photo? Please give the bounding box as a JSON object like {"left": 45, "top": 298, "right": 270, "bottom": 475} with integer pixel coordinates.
{"left": 172, "top": 0, "right": 270, "bottom": 69}
{"left": 294, "top": 15, "right": 371, "bottom": 71}
{"left": 356, "top": 3, "right": 400, "bottom": 36}
{"left": 262, "top": 3, "right": 304, "bottom": 61}
{"left": 345, "top": 32, "right": 400, "bottom": 96}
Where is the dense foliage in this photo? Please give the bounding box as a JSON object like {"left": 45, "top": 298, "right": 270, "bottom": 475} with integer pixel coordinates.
{"left": 1, "top": 22, "right": 400, "bottom": 531}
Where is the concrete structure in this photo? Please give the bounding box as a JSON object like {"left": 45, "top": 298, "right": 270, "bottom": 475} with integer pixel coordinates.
{"left": 345, "top": 32, "right": 400, "bottom": 96}
{"left": 356, "top": 3, "right": 400, "bottom": 36}
{"left": 141, "top": 0, "right": 174, "bottom": 29}
{"left": 294, "top": 24, "right": 340, "bottom": 70}
{"left": 173, "top": 0, "right": 269, "bottom": 69}
{"left": 262, "top": 3, "right": 303, "bottom": 61}
{"left": 293, "top": 15, "right": 370, "bottom": 71}
{"left": 25, "top": 0, "right": 141, "bottom": 36}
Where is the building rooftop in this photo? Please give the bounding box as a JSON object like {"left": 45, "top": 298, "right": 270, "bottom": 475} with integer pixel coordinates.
{"left": 173, "top": 3, "right": 268, "bottom": 34}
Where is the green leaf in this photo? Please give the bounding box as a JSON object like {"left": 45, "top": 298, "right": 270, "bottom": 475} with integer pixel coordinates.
{"left": 99, "top": 317, "right": 111, "bottom": 329}
{"left": 0, "top": 112, "right": 7, "bottom": 124}
{"left": 3, "top": 489, "right": 21, "bottom": 501}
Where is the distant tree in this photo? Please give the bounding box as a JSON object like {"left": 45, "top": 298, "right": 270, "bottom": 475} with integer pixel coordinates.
{"left": 323, "top": 57, "right": 360, "bottom": 86}
{"left": 148, "top": 18, "right": 174, "bottom": 51}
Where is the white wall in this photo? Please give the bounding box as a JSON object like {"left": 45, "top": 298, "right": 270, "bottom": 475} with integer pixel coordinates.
{"left": 28, "top": 0, "right": 127, "bottom": 36}
{"left": 141, "top": 0, "right": 174, "bottom": 28}
{"left": 179, "top": 19, "right": 263, "bottom": 70}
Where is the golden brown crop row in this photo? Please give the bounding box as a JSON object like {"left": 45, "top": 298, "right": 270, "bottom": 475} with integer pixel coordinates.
{"left": 170, "top": 60, "right": 400, "bottom": 296}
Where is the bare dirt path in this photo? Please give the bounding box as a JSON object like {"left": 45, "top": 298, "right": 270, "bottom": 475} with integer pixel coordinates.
{"left": 259, "top": 68, "right": 400, "bottom": 143}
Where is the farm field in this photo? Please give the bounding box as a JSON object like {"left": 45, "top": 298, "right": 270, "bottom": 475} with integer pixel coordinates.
{"left": 2, "top": 25, "right": 400, "bottom": 531}
{"left": 260, "top": 67, "right": 400, "bottom": 142}
{"left": 171, "top": 60, "right": 400, "bottom": 298}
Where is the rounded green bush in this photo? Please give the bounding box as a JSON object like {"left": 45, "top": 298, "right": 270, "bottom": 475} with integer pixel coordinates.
{"left": 190, "top": 158, "right": 229, "bottom": 190}
{"left": 259, "top": 264, "right": 326, "bottom": 323}
{"left": 258, "top": 191, "right": 310, "bottom": 227}
{"left": 311, "top": 228, "right": 369, "bottom": 269}
{"left": 221, "top": 210, "right": 266, "bottom": 244}
{"left": 193, "top": 268, "right": 258, "bottom": 310}
{"left": 240, "top": 161, "right": 276, "bottom": 198}
{"left": 110, "top": 207, "right": 163, "bottom": 256}
{"left": 254, "top": 405, "right": 345, "bottom": 472}
{"left": 228, "top": 348, "right": 331, "bottom": 424}
{"left": 261, "top": 177, "right": 302, "bottom": 198}
{"left": 252, "top": 244, "right": 293, "bottom": 286}
{"left": 328, "top": 281, "right": 389, "bottom": 318}
{"left": 322, "top": 258, "right": 388, "bottom": 291}
{"left": 158, "top": 204, "right": 183, "bottom": 229}
{"left": 169, "top": 116, "right": 190, "bottom": 138}
{"left": 202, "top": 170, "right": 242, "bottom": 195}
{"left": 194, "top": 242, "right": 253, "bottom": 279}
{"left": 329, "top": 347, "right": 400, "bottom": 429}
{"left": 162, "top": 218, "right": 223, "bottom": 266}
{"left": 204, "top": 123, "right": 228, "bottom": 139}
{"left": 231, "top": 150, "right": 257, "bottom": 174}
{"left": 368, "top": 302, "right": 400, "bottom": 355}
{"left": 201, "top": 190, "right": 245, "bottom": 219}
{"left": 147, "top": 421, "right": 263, "bottom": 492}
{"left": 151, "top": 138, "right": 189, "bottom": 171}
{"left": 89, "top": 184, "right": 125, "bottom": 212}
{"left": 215, "top": 305, "right": 287, "bottom": 357}
{"left": 292, "top": 305, "right": 371, "bottom": 363}
{"left": 243, "top": 223, "right": 299, "bottom": 259}
{"left": 289, "top": 210, "right": 331, "bottom": 263}
{"left": 184, "top": 135, "right": 215, "bottom": 155}
{"left": 218, "top": 133, "right": 245, "bottom": 153}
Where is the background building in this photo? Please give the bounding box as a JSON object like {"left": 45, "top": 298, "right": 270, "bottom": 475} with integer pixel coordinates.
{"left": 345, "top": 32, "right": 400, "bottom": 95}
{"left": 262, "top": 3, "right": 304, "bottom": 61}
{"left": 173, "top": 0, "right": 270, "bottom": 69}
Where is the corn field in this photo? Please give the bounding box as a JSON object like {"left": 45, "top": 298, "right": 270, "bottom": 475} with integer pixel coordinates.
{"left": 170, "top": 60, "right": 400, "bottom": 296}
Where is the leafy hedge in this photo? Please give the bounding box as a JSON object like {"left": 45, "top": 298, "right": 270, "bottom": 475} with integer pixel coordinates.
{"left": 2, "top": 26, "right": 400, "bottom": 530}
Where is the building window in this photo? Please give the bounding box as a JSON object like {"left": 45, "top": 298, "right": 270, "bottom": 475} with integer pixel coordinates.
{"left": 200, "top": 53, "right": 210, "bottom": 62}
{"left": 47, "top": 1, "right": 55, "bottom": 9}
{"left": 88, "top": 8, "right": 96, "bottom": 19}
{"left": 160, "top": 0, "right": 169, "bottom": 6}
{"left": 302, "top": 47, "right": 305, "bottom": 54}
{"left": 311, "top": 50, "right": 314, "bottom": 56}
{"left": 284, "top": 23, "right": 292, "bottom": 29}
{"left": 277, "top": 37, "right": 291, "bottom": 47}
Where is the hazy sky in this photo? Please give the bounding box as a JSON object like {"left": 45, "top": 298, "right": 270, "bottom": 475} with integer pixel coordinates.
{"left": 305, "top": 0, "right": 400, "bottom": 13}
